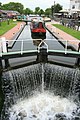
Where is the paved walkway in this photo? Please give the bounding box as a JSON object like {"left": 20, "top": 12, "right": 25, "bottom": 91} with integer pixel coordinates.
{"left": 0, "top": 22, "right": 26, "bottom": 40}
{"left": 46, "top": 20, "right": 80, "bottom": 50}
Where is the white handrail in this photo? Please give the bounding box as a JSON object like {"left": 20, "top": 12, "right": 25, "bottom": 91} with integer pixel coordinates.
{"left": 0, "top": 37, "right": 79, "bottom": 56}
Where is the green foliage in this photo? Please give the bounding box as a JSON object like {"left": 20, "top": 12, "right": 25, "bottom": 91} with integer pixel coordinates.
{"left": 0, "top": 2, "right": 2, "bottom": 9}
{"left": 39, "top": 9, "right": 44, "bottom": 16}
{"left": 0, "top": 2, "right": 62, "bottom": 16}
{"left": 34, "top": 7, "right": 45, "bottom": 16}
{"left": 53, "top": 24, "right": 80, "bottom": 40}
{"left": 24, "top": 8, "right": 33, "bottom": 15}
{"left": 45, "top": 8, "right": 51, "bottom": 16}
{"left": 1, "top": 2, "right": 24, "bottom": 14}
{"left": 54, "top": 4, "right": 62, "bottom": 13}
{"left": 0, "top": 20, "right": 17, "bottom": 36}
{"left": 51, "top": 3, "right": 62, "bottom": 17}
{"left": 35, "top": 7, "right": 40, "bottom": 14}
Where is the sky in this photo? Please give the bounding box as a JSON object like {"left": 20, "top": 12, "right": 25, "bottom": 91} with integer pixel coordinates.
{"left": 0, "top": 0, "right": 70, "bottom": 10}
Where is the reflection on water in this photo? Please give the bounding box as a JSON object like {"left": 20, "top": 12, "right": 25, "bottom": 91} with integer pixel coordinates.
{"left": 33, "top": 39, "right": 42, "bottom": 46}
{"left": 31, "top": 33, "right": 46, "bottom": 40}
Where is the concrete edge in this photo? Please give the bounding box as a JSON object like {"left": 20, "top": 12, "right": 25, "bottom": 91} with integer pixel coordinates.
{"left": 46, "top": 25, "right": 78, "bottom": 51}
{"left": 8, "top": 24, "right": 26, "bottom": 48}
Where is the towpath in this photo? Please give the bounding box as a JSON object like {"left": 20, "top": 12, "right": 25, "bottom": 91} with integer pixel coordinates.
{"left": 0, "top": 22, "right": 26, "bottom": 40}
{"left": 46, "top": 20, "right": 80, "bottom": 50}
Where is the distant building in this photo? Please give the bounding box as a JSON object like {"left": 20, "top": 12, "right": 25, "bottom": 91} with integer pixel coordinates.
{"left": 58, "top": 0, "right": 80, "bottom": 19}
{"left": 0, "top": 10, "right": 20, "bottom": 18}
{"left": 70, "top": 0, "right": 80, "bottom": 10}
{"left": 69, "top": 0, "right": 80, "bottom": 18}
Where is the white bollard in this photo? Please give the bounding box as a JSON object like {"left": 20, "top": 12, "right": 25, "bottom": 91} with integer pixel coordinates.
{"left": 2, "top": 37, "right": 7, "bottom": 53}
{"left": 20, "top": 23, "right": 23, "bottom": 30}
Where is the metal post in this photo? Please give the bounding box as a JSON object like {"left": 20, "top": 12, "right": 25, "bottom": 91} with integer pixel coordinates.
{"left": 0, "top": 59, "right": 2, "bottom": 69}
{"left": 75, "top": 42, "right": 80, "bottom": 66}
{"left": 2, "top": 37, "right": 10, "bottom": 68}
{"left": 78, "top": 42, "right": 80, "bottom": 52}
{"left": 52, "top": 1, "right": 55, "bottom": 19}
{"left": 37, "top": 40, "right": 48, "bottom": 62}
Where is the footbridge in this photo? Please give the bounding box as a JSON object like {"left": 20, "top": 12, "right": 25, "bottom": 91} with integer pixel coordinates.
{"left": 0, "top": 37, "right": 80, "bottom": 69}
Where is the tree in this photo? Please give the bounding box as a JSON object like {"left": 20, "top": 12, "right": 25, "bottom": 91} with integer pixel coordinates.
{"left": 51, "top": 6, "right": 54, "bottom": 17}
{"left": 24, "top": 8, "right": 33, "bottom": 15}
{"left": 54, "top": 4, "right": 62, "bottom": 13}
{"left": 39, "top": 9, "right": 44, "bottom": 16}
{"left": 2, "top": 2, "right": 24, "bottom": 14}
{"left": 0, "top": 2, "right": 2, "bottom": 9}
{"left": 45, "top": 8, "right": 51, "bottom": 16}
{"left": 51, "top": 3, "right": 62, "bottom": 17}
{"left": 35, "top": 7, "right": 40, "bottom": 14}
{"left": 51, "top": 3, "right": 62, "bottom": 13}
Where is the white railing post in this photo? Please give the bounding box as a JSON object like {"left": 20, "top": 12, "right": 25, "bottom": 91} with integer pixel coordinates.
{"left": 21, "top": 39, "right": 23, "bottom": 54}
{"left": 1, "top": 37, "right": 10, "bottom": 68}
{"left": 0, "top": 38, "right": 2, "bottom": 57}
{"left": 65, "top": 40, "right": 67, "bottom": 54}
{"left": 2, "top": 37, "right": 7, "bottom": 53}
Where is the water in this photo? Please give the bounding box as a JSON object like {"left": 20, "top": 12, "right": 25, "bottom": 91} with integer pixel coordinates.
{"left": 42, "top": 64, "right": 44, "bottom": 93}
{"left": 8, "top": 93, "right": 77, "bottom": 120}
{"left": 1, "top": 63, "right": 80, "bottom": 120}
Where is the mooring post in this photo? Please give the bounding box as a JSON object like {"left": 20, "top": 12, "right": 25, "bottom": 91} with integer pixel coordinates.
{"left": 37, "top": 40, "right": 48, "bottom": 62}
{"left": 26, "top": 21, "right": 27, "bottom": 25}
{"left": 4, "top": 59, "right": 10, "bottom": 69}
{"left": 2, "top": 37, "right": 10, "bottom": 68}
{"left": 75, "top": 42, "right": 80, "bottom": 66}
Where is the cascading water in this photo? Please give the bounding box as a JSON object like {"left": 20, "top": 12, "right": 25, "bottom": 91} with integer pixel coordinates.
{"left": 41, "top": 64, "right": 44, "bottom": 93}
{"left": 1, "top": 63, "right": 80, "bottom": 120}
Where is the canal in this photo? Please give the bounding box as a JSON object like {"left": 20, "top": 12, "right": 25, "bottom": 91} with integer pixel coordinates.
{"left": 8, "top": 24, "right": 76, "bottom": 67}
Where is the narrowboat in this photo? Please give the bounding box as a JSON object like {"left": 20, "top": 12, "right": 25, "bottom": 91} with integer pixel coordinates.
{"left": 30, "top": 19, "right": 46, "bottom": 39}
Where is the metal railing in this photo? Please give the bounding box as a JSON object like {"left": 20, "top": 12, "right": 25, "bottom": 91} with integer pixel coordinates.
{"left": 0, "top": 37, "right": 80, "bottom": 68}
{"left": 0, "top": 37, "right": 80, "bottom": 57}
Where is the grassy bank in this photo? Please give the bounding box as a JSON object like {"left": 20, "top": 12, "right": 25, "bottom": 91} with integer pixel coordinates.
{"left": 53, "top": 24, "right": 80, "bottom": 40}
{"left": 0, "top": 19, "right": 17, "bottom": 36}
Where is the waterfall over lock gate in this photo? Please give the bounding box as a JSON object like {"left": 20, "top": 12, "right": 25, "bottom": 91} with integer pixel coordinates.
{"left": 1, "top": 63, "right": 80, "bottom": 120}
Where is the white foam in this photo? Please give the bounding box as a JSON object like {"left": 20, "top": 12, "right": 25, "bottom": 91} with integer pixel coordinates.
{"left": 9, "top": 92, "right": 77, "bottom": 120}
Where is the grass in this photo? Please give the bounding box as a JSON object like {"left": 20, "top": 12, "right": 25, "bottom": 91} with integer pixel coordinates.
{"left": 0, "top": 19, "right": 17, "bottom": 36}
{"left": 53, "top": 24, "right": 80, "bottom": 40}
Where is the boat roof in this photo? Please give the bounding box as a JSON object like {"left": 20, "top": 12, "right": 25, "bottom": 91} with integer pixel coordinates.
{"left": 32, "top": 19, "right": 44, "bottom": 23}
